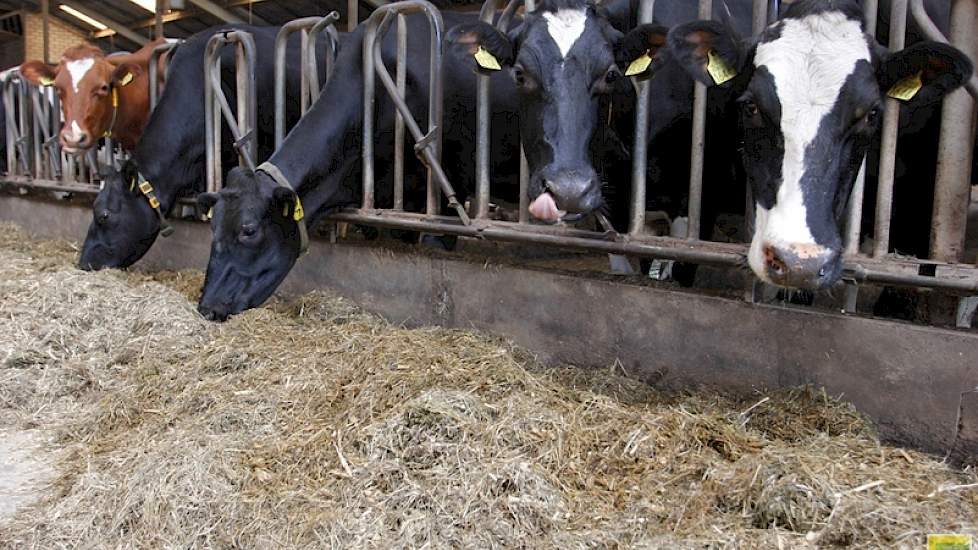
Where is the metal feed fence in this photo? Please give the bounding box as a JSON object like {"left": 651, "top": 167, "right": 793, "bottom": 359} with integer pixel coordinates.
{"left": 327, "top": 0, "right": 978, "bottom": 325}
{"left": 1, "top": 0, "right": 976, "bottom": 327}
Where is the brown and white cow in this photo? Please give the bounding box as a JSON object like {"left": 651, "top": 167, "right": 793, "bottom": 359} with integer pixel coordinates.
{"left": 19, "top": 38, "right": 169, "bottom": 154}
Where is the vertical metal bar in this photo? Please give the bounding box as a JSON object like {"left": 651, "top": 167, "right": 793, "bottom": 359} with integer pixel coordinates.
{"left": 425, "top": 8, "right": 444, "bottom": 216}
{"left": 300, "top": 30, "right": 311, "bottom": 114}
{"left": 628, "top": 0, "right": 655, "bottom": 236}
{"left": 752, "top": 0, "right": 768, "bottom": 35}
{"left": 155, "top": 0, "right": 167, "bottom": 39}
{"left": 519, "top": 0, "right": 536, "bottom": 224}
{"left": 863, "top": 0, "right": 879, "bottom": 36}
{"left": 235, "top": 39, "right": 253, "bottom": 167}
{"left": 844, "top": 0, "right": 880, "bottom": 256}
{"left": 348, "top": 0, "right": 358, "bottom": 32}
{"left": 394, "top": 14, "right": 407, "bottom": 211}
{"left": 929, "top": 0, "right": 977, "bottom": 263}
{"left": 362, "top": 21, "right": 377, "bottom": 209}
{"left": 474, "top": 1, "right": 495, "bottom": 219}
{"left": 687, "top": 0, "right": 711, "bottom": 240}
{"left": 872, "top": 0, "right": 908, "bottom": 258}
{"left": 274, "top": 24, "right": 290, "bottom": 148}
{"left": 204, "top": 39, "right": 218, "bottom": 192}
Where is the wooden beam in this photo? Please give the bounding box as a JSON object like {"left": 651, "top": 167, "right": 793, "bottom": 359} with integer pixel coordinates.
{"left": 57, "top": 0, "right": 150, "bottom": 45}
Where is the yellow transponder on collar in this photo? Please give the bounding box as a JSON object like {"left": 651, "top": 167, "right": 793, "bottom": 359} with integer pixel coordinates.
{"left": 139, "top": 181, "right": 154, "bottom": 194}
{"left": 625, "top": 52, "right": 653, "bottom": 77}
{"left": 474, "top": 46, "right": 501, "bottom": 71}
{"left": 887, "top": 71, "right": 923, "bottom": 101}
{"left": 707, "top": 50, "right": 737, "bottom": 85}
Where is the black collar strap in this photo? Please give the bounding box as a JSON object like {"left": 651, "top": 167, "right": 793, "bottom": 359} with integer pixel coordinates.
{"left": 257, "top": 161, "right": 310, "bottom": 255}
{"left": 130, "top": 173, "right": 174, "bottom": 237}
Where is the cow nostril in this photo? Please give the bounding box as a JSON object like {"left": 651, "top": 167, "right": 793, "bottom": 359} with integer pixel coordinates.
{"left": 763, "top": 245, "right": 787, "bottom": 277}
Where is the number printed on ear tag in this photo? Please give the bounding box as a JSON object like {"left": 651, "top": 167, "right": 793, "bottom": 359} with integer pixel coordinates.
{"left": 625, "top": 52, "right": 653, "bottom": 77}
{"left": 474, "top": 46, "right": 501, "bottom": 71}
{"left": 707, "top": 50, "right": 737, "bottom": 85}
{"left": 887, "top": 71, "right": 923, "bottom": 101}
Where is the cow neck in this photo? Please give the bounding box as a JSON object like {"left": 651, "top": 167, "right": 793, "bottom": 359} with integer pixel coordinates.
{"left": 260, "top": 58, "right": 363, "bottom": 227}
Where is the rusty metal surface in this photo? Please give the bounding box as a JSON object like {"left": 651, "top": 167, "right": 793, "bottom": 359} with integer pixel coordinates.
{"left": 1, "top": 195, "right": 976, "bottom": 462}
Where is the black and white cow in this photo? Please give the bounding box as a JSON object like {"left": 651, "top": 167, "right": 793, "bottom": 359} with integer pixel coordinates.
{"left": 77, "top": 24, "right": 327, "bottom": 271}
{"left": 665, "top": 0, "right": 972, "bottom": 289}
{"left": 195, "top": 2, "right": 662, "bottom": 320}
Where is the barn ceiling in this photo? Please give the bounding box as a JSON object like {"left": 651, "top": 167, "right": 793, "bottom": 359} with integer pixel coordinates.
{"left": 0, "top": 0, "right": 481, "bottom": 54}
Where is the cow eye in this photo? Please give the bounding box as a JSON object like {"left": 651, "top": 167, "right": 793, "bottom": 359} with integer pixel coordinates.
{"left": 96, "top": 211, "right": 110, "bottom": 225}
{"left": 512, "top": 65, "right": 535, "bottom": 91}
{"left": 605, "top": 68, "right": 621, "bottom": 85}
{"left": 864, "top": 106, "right": 881, "bottom": 125}
{"left": 98, "top": 84, "right": 110, "bottom": 95}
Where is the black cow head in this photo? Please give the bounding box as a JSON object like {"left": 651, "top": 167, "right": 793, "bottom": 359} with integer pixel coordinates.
{"left": 195, "top": 167, "right": 304, "bottom": 321}
{"left": 447, "top": 0, "right": 667, "bottom": 222}
{"left": 79, "top": 160, "right": 161, "bottom": 270}
{"left": 667, "top": 2, "right": 972, "bottom": 290}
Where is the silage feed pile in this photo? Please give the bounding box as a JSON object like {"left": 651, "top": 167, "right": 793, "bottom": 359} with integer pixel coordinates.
{"left": 0, "top": 223, "right": 975, "bottom": 548}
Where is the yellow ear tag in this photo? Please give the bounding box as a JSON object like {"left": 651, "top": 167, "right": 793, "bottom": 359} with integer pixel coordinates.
{"left": 707, "top": 49, "right": 737, "bottom": 85}
{"left": 292, "top": 198, "right": 305, "bottom": 222}
{"left": 39, "top": 76, "right": 55, "bottom": 87}
{"left": 625, "top": 52, "right": 653, "bottom": 77}
{"left": 887, "top": 71, "right": 923, "bottom": 101}
{"left": 206, "top": 207, "right": 214, "bottom": 220}
{"left": 119, "top": 72, "right": 134, "bottom": 87}
{"left": 474, "top": 47, "right": 501, "bottom": 71}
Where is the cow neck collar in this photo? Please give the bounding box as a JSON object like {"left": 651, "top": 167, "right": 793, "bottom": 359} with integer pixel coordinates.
{"left": 257, "top": 161, "right": 310, "bottom": 255}
{"left": 127, "top": 170, "right": 174, "bottom": 237}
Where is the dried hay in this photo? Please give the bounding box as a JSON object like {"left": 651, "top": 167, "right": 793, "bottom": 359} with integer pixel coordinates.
{"left": 0, "top": 223, "right": 975, "bottom": 548}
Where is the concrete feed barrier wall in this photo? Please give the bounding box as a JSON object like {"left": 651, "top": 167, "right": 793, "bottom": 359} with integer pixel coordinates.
{"left": 1, "top": 194, "right": 976, "bottom": 463}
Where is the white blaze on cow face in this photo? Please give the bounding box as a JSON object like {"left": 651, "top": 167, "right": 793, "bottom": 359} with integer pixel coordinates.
{"left": 65, "top": 57, "right": 95, "bottom": 94}
{"left": 542, "top": 8, "right": 587, "bottom": 58}
{"left": 748, "top": 11, "right": 870, "bottom": 281}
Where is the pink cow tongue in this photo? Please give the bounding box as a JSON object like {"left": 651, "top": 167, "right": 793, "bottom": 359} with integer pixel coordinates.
{"left": 529, "top": 193, "right": 566, "bottom": 222}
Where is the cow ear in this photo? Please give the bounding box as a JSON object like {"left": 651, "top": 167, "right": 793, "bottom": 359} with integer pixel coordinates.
{"left": 20, "top": 61, "right": 58, "bottom": 87}
{"left": 111, "top": 62, "right": 142, "bottom": 87}
{"left": 272, "top": 187, "right": 300, "bottom": 220}
{"left": 618, "top": 24, "right": 669, "bottom": 80}
{"left": 667, "top": 20, "right": 746, "bottom": 87}
{"left": 877, "top": 41, "right": 974, "bottom": 105}
{"left": 445, "top": 22, "right": 515, "bottom": 74}
{"left": 196, "top": 193, "right": 219, "bottom": 220}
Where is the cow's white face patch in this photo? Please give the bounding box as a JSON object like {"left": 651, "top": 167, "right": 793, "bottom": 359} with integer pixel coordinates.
{"left": 66, "top": 57, "right": 95, "bottom": 93}
{"left": 748, "top": 11, "right": 870, "bottom": 278}
{"left": 542, "top": 9, "right": 587, "bottom": 58}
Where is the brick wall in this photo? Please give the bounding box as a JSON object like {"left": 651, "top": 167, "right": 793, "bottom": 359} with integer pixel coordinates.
{"left": 22, "top": 11, "right": 89, "bottom": 64}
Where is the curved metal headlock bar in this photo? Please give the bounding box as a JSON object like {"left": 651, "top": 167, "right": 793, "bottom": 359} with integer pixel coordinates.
{"left": 1, "top": 71, "right": 32, "bottom": 176}
{"left": 362, "top": 0, "right": 469, "bottom": 223}
{"left": 909, "top": 0, "right": 978, "bottom": 100}
{"left": 149, "top": 40, "right": 182, "bottom": 110}
{"left": 203, "top": 29, "right": 257, "bottom": 193}
{"left": 273, "top": 12, "right": 341, "bottom": 148}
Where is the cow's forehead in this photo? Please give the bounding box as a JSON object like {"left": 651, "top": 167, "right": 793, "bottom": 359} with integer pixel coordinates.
{"left": 754, "top": 12, "right": 871, "bottom": 114}
{"left": 540, "top": 8, "right": 588, "bottom": 58}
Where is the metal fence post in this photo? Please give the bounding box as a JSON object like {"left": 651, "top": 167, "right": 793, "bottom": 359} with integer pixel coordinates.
{"left": 872, "top": 0, "right": 908, "bottom": 258}
{"left": 628, "top": 0, "right": 655, "bottom": 236}
{"left": 686, "top": 0, "right": 711, "bottom": 240}
{"left": 929, "top": 0, "right": 978, "bottom": 263}
{"left": 204, "top": 30, "right": 257, "bottom": 193}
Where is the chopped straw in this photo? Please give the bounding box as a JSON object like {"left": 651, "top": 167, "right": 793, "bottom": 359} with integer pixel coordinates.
{"left": 0, "top": 222, "right": 975, "bottom": 548}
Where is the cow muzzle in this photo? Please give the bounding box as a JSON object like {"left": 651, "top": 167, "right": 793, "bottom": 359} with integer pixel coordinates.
{"left": 760, "top": 242, "right": 842, "bottom": 290}
{"left": 61, "top": 125, "right": 93, "bottom": 153}
{"left": 529, "top": 166, "right": 602, "bottom": 223}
